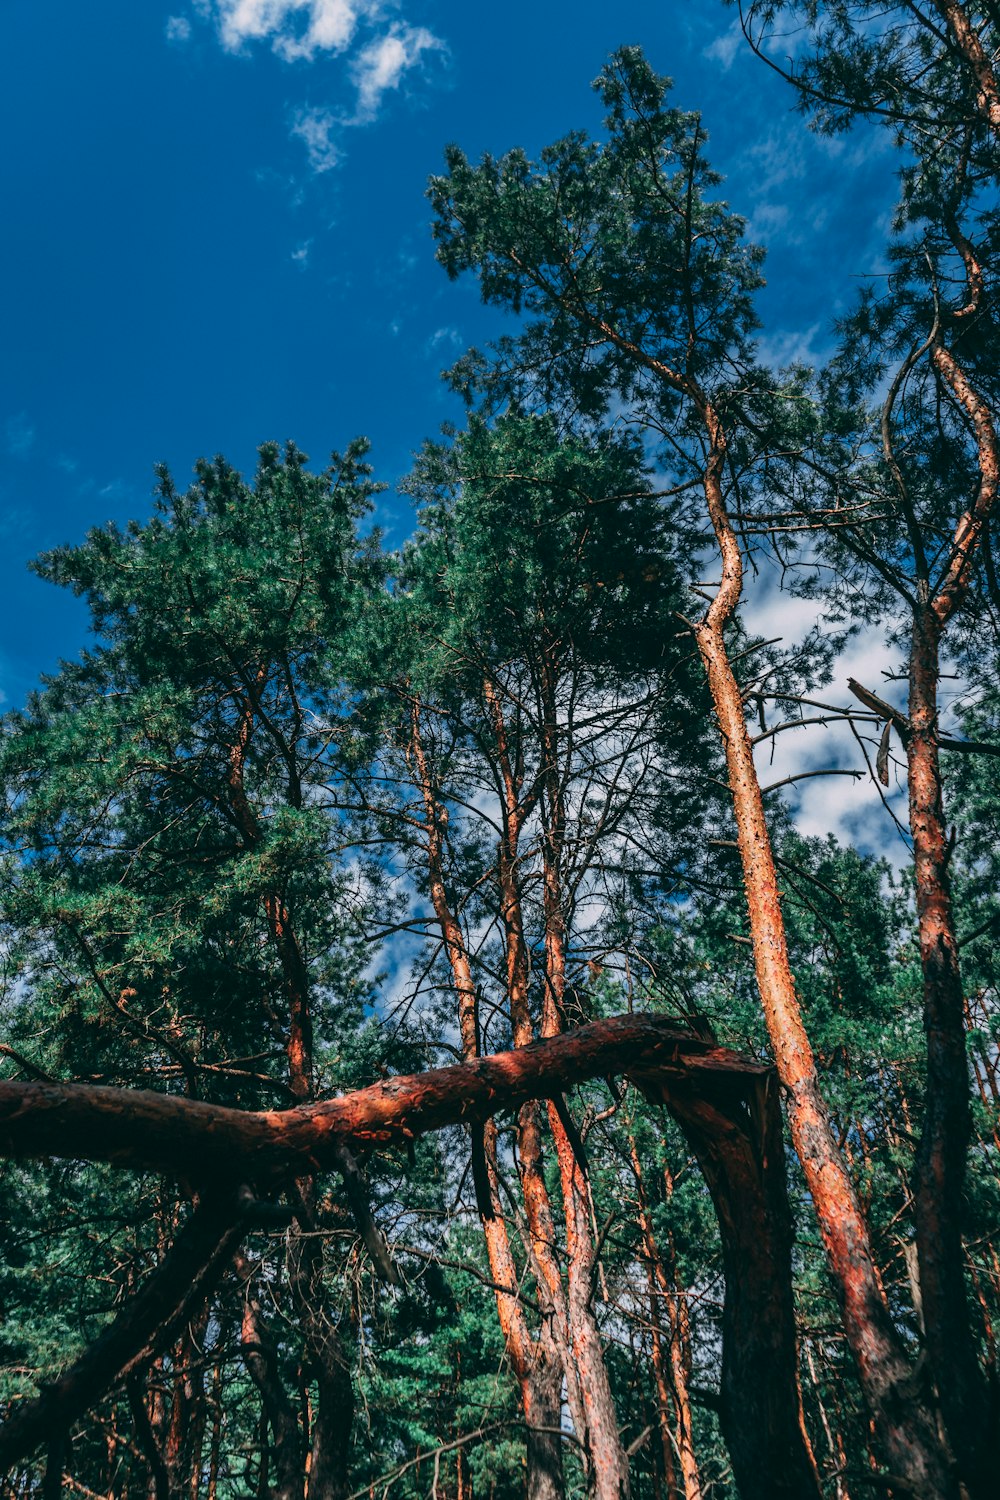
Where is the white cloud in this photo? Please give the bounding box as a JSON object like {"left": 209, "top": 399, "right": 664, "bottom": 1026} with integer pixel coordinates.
{"left": 291, "top": 105, "right": 340, "bottom": 171}
{"left": 181, "top": 4, "right": 446, "bottom": 171}
{"left": 201, "top": 1, "right": 368, "bottom": 61}
{"left": 425, "top": 325, "right": 462, "bottom": 355}
{"left": 291, "top": 238, "right": 312, "bottom": 265}
{"left": 165, "top": 15, "right": 193, "bottom": 42}
{"left": 351, "top": 24, "right": 442, "bottom": 120}
{"left": 704, "top": 19, "right": 743, "bottom": 73}
{"left": 755, "top": 320, "right": 829, "bottom": 372}
{"left": 741, "top": 571, "right": 911, "bottom": 864}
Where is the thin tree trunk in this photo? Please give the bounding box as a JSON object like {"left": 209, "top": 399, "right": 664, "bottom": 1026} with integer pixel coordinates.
{"left": 235, "top": 1251, "right": 304, "bottom": 1500}
{"left": 286, "top": 1191, "right": 354, "bottom": 1500}
{"left": 537, "top": 654, "right": 630, "bottom": 1500}
{"left": 484, "top": 676, "right": 587, "bottom": 1465}
{"left": 626, "top": 1135, "right": 701, "bottom": 1500}
{"left": 411, "top": 700, "right": 566, "bottom": 1500}
{"left": 907, "top": 606, "right": 993, "bottom": 1493}
{"left": 804, "top": 1343, "right": 850, "bottom": 1500}
{"left": 206, "top": 1357, "right": 223, "bottom": 1500}
{"left": 692, "top": 401, "right": 952, "bottom": 1495}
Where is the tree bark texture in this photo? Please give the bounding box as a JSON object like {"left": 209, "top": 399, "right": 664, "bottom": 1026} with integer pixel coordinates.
{"left": 692, "top": 403, "right": 955, "bottom": 1495}
{"left": 0, "top": 1016, "right": 771, "bottom": 1182}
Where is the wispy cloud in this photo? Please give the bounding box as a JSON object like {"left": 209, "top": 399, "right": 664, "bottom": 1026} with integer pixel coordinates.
{"left": 756, "top": 321, "right": 828, "bottom": 372}
{"left": 180, "top": 2, "right": 446, "bottom": 171}
{"left": 4, "top": 414, "right": 35, "bottom": 458}
{"left": 352, "top": 25, "right": 443, "bottom": 120}
{"left": 290, "top": 105, "right": 340, "bottom": 171}
{"left": 165, "top": 15, "right": 193, "bottom": 43}
{"left": 703, "top": 19, "right": 743, "bottom": 73}
{"left": 201, "top": 0, "right": 366, "bottom": 61}
{"left": 425, "top": 325, "right": 462, "bottom": 357}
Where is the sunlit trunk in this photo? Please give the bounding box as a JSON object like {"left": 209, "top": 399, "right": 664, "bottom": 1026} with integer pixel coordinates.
{"left": 693, "top": 404, "right": 954, "bottom": 1495}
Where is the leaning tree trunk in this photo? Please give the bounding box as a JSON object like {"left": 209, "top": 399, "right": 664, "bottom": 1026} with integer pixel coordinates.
{"left": 907, "top": 605, "right": 995, "bottom": 1495}
{"left": 0, "top": 1017, "right": 818, "bottom": 1499}
{"left": 631, "top": 1063, "right": 821, "bottom": 1498}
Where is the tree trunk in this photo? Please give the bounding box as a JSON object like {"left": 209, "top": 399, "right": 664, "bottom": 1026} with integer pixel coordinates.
{"left": 626, "top": 1135, "right": 701, "bottom": 1500}
{"left": 636, "top": 1074, "right": 821, "bottom": 1500}
{"left": 537, "top": 654, "right": 630, "bottom": 1500}
{"left": 692, "top": 402, "right": 954, "bottom": 1496}
{"left": 287, "top": 1191, "right": 354, "bottom": 1500}
{"left": 413, "top": 702, "right": 566, "bottom": 1500}
{"left": 907, "top": 606, "right": 995, "bottom": 1495}
{"left": 236, "top": 1251, "right": 304, "bottom": 1500}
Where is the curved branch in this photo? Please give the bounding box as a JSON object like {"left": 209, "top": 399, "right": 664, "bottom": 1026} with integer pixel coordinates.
{"left": 0, "top": 1015, "right": 759, "bottom": 1185}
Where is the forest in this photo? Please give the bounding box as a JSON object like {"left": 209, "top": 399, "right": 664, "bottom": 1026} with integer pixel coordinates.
{"left": 3, "top": 2, "right": 1000, "bottom": 1497}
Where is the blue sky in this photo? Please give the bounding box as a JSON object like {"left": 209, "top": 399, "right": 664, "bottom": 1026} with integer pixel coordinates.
{"left": 0, "top": 0, "right": 896, "bottom": 709}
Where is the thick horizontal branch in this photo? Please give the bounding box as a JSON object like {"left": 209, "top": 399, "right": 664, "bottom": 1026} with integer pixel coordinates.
{"left": 0, "top": 1014, "right": 766, "bottom": 1186}
{"left": 0, "top": 1018, "right": 792, "bottom": 1492}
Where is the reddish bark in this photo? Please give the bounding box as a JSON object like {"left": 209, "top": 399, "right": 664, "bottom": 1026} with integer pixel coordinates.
{"left": 484, "top": 676, "right": 590, "bottom": 1467}
{"left": 412, "top": 698, "right": 567, "bottom": 1500}
{"left": 631, "top": 1069, "right": 821, "bottom": 1500}
{"left": 162, "top": 1311, "right": 209, "bottom": 1500}
{"left": 626, "top": 1135, "right": 701, "bottom": 1500}
{"left": 905, "top": 612, "right": 993, "bottom": 1490}
{"left": 691, "top": 402, "right": 953, "bottom": 1493}
{"left": 536, "top": 651, "right": 631, "bottom": 1500}
{"left": 933, "top": 2, "right": 1000, "bottom": 135}
{"left": 0, "top": 1016, "right": 771, "bottom": 1181}
{"left": 855, "top": 271, "right": 1000, "bottom": 1492}
{"left": 0, "top": 1016, "right": 820, "bottom": 1491}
